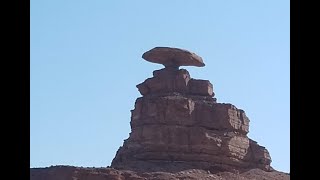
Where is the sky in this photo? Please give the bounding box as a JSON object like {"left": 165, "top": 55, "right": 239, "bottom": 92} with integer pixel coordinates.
{"left": 31, "top": 0, "right": 290, "bottom": 173}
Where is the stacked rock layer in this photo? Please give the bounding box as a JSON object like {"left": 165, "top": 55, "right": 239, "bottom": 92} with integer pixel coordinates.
{"left": 111, "top": 47, "right": 272, "bottom": 173}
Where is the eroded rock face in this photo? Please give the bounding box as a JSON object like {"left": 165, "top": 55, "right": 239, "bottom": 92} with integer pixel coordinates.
{"left": 111, "top": 48, "right": 272, "bottom": 173}
{"left": 137, "top": 67, "right": 214, "bottom": 97}
{"left": 112, "top": 93, "right": 270, "bottom": 172}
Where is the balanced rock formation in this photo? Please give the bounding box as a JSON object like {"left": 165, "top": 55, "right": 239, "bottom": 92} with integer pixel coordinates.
{"left": 30, "top": 47, "right": 289, "bottom": 180}
{"left": 111, "top": 47, "right": 272, "bottom": 173}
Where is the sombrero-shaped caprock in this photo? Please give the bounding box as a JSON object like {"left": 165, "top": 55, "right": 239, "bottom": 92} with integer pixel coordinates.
{"left": 142, "top": 47, "right": 205, "bottom": 67}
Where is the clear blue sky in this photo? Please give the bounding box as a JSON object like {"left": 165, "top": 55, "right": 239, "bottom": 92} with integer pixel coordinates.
{"left": 31, "top": 0, "right": 290, "bottom": 173}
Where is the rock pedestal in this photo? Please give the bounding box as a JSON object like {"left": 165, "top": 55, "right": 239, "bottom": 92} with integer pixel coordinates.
{"left": 111, "top": 47, "right": 272, "bottom": 173}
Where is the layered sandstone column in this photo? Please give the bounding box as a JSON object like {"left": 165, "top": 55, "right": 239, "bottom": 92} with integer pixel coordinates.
{"left": 111, "top": 47, "right": 272, "bottom": 173}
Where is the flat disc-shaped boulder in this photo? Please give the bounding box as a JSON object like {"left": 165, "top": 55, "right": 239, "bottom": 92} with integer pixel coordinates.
{"left": 142, "top": 47, "right": 205, "bottom": 67}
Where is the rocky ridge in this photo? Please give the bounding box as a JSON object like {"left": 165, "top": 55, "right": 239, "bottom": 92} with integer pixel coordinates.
{"left": 30, "top": 166, "right": 289, "bottom": 180}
